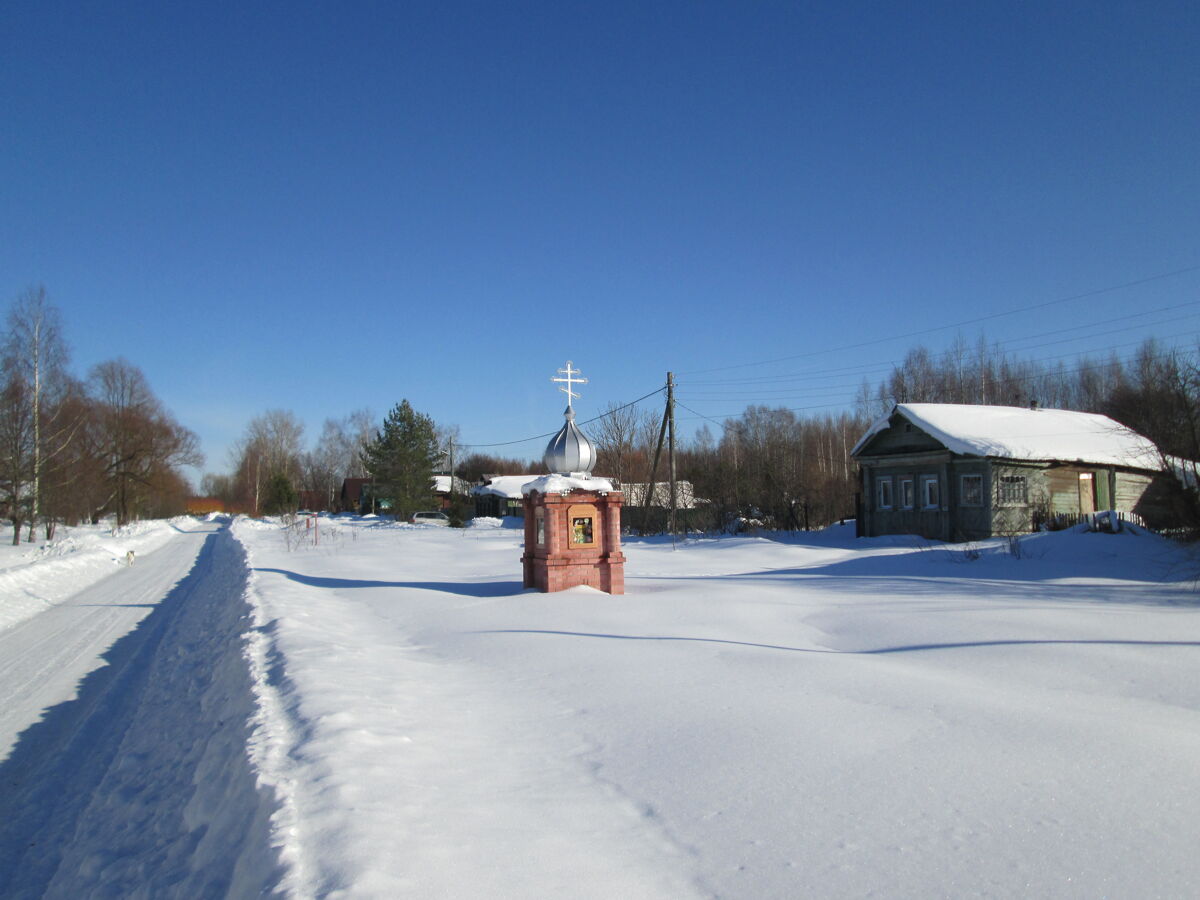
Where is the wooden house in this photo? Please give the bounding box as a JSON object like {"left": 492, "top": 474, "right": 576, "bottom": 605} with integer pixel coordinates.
{"left": 851, "top": 403, "right": 1181, "bottom": 541}
{"left": 471, "top": 475, "right": 544, "bottom": 518}
{"left": 432, "top": 474, "right": 469, "bottom": 510}
{"left": 340, "top": 474, "right": 469, "bottom": 514}
{"left": 340, "top": 478, "right": 371, "bottom": 513}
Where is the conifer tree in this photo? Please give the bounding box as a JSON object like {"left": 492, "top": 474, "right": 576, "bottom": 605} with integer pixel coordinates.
{"left": 263, "top": 471, "right": 298, "bottom": 515}
{"left": 360, "top": 400, "right": 440, "bottom": 519}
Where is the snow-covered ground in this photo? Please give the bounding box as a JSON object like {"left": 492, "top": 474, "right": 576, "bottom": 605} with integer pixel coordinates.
{"left": 0, "top": 518, "right": 190, "bottom": 631}
{"left": 3, "top": 514, "right": 1200, "bottom": 897}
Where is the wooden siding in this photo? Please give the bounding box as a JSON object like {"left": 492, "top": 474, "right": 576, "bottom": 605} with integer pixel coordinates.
{"left": 1044, "top": 465, "right": 1112, "bottom": 516}
{"left": 856, "top": 419, "right": 945, "bottom": 457}
{"left": 1120, "top": 470, "right": 1181, "bottom": 526}
{"left": 1115, "top": 472, "right": 1153, "bottom": 510}
{"left": 860, "top": 455, "right": 953, "bottom": 541}
{"left": 989, "top": 463, "right": 1042, "bottom": 535}
{"left": 950, "top": 460, "right": 989, "bottom": 540}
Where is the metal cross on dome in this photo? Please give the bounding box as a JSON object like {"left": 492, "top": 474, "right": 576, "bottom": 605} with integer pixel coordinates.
{"left": 551, "top": 360, "right": 588, "bottom": 409}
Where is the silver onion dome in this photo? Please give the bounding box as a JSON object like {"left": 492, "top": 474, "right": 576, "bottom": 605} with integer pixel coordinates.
{"left": 543, "top": 405, "right": 597, "bottom": 475}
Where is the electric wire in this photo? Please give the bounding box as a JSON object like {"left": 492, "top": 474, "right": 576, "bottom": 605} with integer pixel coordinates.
{"left": 679, "top": 330, "right": 1200, "bottom": 403}
{"left": 457, "top": 386, "right": 666, "bottom": 450}
{"left": 678, "top": 264, "right": 1200, "bottom": 377}
{"left": 451, "top": 271, "right": 1200, "bottom": 452}
{"left": 675, "top": 337, "right": 1200, "bottom": 424}
{"left": 680, "top": 299, "right": 1200, "bottom": 388}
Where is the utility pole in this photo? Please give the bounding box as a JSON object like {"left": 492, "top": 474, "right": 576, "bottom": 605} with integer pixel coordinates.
{"left": 640, "top": 397, "right": 669, "bottom": 534}
{"left": 667, "top": 372, "right": 677, "bottom": 539}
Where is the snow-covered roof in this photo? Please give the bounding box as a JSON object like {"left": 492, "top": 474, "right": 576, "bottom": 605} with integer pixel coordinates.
{"left": 432, "top": 475, "right": 468, "bottom": 494}
{"left": 852, "top": 403, "right": 1163, "bottom": 470}
{"left": 470, "top": 475, "right": 544, "bottom": 499}
{"left": 521, "top": 474, "right": 616, "bottom": 496}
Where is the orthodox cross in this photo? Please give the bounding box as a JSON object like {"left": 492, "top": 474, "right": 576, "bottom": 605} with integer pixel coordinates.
{"left": 551, "top": 360, "right": 588, "bottom": 409}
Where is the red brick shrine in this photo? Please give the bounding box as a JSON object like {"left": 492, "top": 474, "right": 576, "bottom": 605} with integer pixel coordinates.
{"left": 521, "top": 362, "right": 626, "bottom": 594}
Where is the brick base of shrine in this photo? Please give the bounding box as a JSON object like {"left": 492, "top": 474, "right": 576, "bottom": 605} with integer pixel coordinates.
{"left": 522, "top": 487, "right": 625, "bottom": 594}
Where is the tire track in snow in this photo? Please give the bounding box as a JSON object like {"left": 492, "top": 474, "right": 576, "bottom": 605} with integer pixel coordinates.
{"left": 0, "top": 526, "right": 284, "bottom": 898}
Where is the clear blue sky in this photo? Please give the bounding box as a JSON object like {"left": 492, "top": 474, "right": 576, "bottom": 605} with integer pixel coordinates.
{"left": 3, "top": 1, "right": 1198, "bottom": 483}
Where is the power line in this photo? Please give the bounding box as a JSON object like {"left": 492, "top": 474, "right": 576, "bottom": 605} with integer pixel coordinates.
{"left": 457, "top": 386, "right": 666, "bottom": 450}
{"left": 674, "top": 338, "right": 1200, "bottom": 424}
{"left": 678, "top": 264, "right": 1200, "bottom": 377}
{"left": 679, "top": 329, "right": 1200, "bottom": 403}
{"left": 680, "top": 298, "right": 1200, "bottom": 387}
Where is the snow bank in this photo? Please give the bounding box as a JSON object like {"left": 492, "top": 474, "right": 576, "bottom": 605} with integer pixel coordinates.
{"left": 468, "top": 516, "right": 505, "bottom": 528}
{"left": 0, "top": 520, "right": 186, "bottom": 633}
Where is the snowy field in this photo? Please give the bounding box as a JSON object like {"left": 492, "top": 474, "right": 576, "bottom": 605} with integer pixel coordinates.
{"left": 2, "top": 514, "right": 1200, "bottom": 898}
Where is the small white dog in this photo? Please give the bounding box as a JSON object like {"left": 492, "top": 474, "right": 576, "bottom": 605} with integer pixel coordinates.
{"left": 125, "top": 550, "right": 135, "bottom": 567}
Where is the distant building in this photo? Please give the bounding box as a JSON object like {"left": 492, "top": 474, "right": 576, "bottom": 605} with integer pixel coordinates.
{"left": 471, "top": 474, "right": 544, "bottom": 518}
{"left": 432, "top": 474, "right": 470, "bottom": 510}
{"left": 619, "top": 480, "right": 712, "bottom": 532}
{"left": 620, "top": 481, "right": 698, "bottom": 509}
{"left": 851, "top": 403, "right": 1182, "bottom": 541}
{"left": 341, "top": 474, "right": 469, "bottom": 514}
{"left": 340, "top": 478, "right": 371, "bottom": 513}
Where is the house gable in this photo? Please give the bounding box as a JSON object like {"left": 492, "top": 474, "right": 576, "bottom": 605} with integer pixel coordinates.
{"left": 853, "top": 411, "right": 954, "bottom": 459}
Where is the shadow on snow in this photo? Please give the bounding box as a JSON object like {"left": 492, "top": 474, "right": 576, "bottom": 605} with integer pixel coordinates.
{"left": 253, "top": 566, "right": 525, "bottom": 598}
{"left": 475, "top": 629, "right": 1200, "bottom": 656}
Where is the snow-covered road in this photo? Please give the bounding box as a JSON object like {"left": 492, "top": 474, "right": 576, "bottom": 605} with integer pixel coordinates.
{"left": 0, "top": 522, "right": 281, "bottom": 898}
{"left": 0, "top": 522, "right": 211, "bottom": 762}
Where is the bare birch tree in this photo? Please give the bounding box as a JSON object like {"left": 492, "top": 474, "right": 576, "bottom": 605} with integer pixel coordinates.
{"left": 3, "top": 287, "right": 77, "bottom": 539}
{"left": 593, "top": 400, "right": 640, "bottom": 483}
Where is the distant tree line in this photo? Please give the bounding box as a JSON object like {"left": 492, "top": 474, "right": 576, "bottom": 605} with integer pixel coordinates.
{"left": 203, "top": 408, "right": 372, "bottom": 517}
{"left": 0, "top": 287, "right": 202, "bottom": 542}
{"left": 210, "top": 401, "right": 453, "bottom": 520}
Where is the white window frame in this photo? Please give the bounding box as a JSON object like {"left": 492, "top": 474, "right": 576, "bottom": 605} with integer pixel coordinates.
{"left": 998, "top": 474, "right": 1028, "bottom": 506}
{"left": 876, "top": 477, "right": 893, "bottom": 510}
{"left": 921, "top": 475, "right": 940, "bottom": 510}
{"left": 900, "top": 477, "right": 914, "bottom": 509}
{"left": 960, "top": 474, "right": 984, "bottom": 507}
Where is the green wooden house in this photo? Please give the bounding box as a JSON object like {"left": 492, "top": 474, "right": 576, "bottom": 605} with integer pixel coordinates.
{"left": 851, "top": 403, "right": 1180, "bottom": 541}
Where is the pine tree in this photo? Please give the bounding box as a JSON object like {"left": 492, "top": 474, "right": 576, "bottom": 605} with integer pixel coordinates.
{"left": 360, "top": 400, "right": 440, "bottom": 519}
{"left": 263, "top": 471, "right": 298, "bottom": 515}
